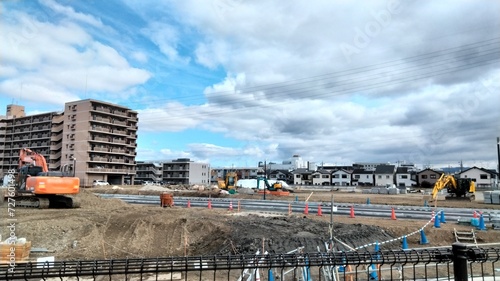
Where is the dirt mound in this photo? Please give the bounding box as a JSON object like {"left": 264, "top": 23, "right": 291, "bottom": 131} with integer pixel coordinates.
{"left": 214, "top": 215, "right": 395, "bottom": 255}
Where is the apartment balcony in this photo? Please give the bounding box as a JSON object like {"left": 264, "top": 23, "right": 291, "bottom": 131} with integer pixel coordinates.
{"left": 92, "top": 147, "right": 108, "bottom": 152}
{"left": 112, "top": 139, "right": 126, "bottom": 144}
{"left": 112, "top": 120, "right": 127, "bottom": 126}
{"left": 111, "top": 159, "right": 125, "bottom": 163}
{"left": 93, "top": 106, "right": 112, "bottom": 114}
{"left": 87, "top": 168, "right": 131, "bottom": 173}
{"left": 90, "top": 157, "right": 108, "bottom": 162}
{"left": 109, "top": 149, "right": 126, "bottom": 154}
{"left": 51, "top": 134, "right": 62, "bottom": 141}
{"left": 52, "top": 124, "right": 63, "bottom": 132}
{"left": 50, "top": 151, "right": 61, "bottom": 160}
{"left": 92, "top": 136, "right": 110, "bottom": 142}
{"left": 91, "top": 127, "right": 111, "bottom": 133}
{"left": 92, "top": 116, "right": 111, "bottom": 122}
{"left": 113, "top": 111, "right": 127, "bottom": 117}
{"left": 112, "top": 129, "right": 127, "bottom": 135}
{"left": 51, "top": 142, "right": 62, "bottom": 150}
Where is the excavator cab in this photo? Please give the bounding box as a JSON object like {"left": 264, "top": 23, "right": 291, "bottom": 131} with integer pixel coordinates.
{"left": 16, "top": 165, "right": 43, "bottom": 190}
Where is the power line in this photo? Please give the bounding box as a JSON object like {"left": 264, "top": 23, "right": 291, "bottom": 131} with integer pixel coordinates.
{"left": 120, "top": 37, "right": 500, "bottom": 107}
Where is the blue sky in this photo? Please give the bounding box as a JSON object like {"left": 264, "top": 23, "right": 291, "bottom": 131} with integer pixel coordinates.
{"left": 1, "top": 0, "right": 499, "bottom": 169}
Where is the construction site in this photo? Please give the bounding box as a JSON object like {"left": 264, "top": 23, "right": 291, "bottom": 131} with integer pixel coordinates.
{"left": 1, "top": 184, "right": 500, "bottom": 262}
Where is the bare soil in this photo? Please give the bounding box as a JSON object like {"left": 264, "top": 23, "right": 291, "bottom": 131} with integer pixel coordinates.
{"left": 0, "top": 186, "right": 498, "bottom": 262}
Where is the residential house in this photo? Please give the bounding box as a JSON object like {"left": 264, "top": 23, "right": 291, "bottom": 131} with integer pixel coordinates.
{"left": 331, "top": 169, "right": 352, "bottom": 186}
{"left": 374, "top": 165, "right": 396, "bottom": 186}
{"left": 312, "top": 169, "right": 331, "bottom": 185}
{"left": 351, "top": 169, "right": 374, "bottom": 186}
{"left": 459, "top": 166, "right": 498, "bottom": 188}
{"left": 395, "top": 167, "right": 416, "bottom": 187}
{"left": 417, "top": 168, "right": 444, "bottom": 187}
{"left": 292, "top": 168, "right": 313, "bottom": 185}
{"left": 269, "top": 170, "right": 293, "bottom": 184}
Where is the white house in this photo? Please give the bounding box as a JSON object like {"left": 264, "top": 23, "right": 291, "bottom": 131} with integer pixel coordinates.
{"left": 459, "top": 166, "right": 497, "bottom": 188}
{"left": 374, "top": 165, "right": 396, "bottom": 186}
{"left": 395, "top": 167, "right": 416, "bottom": 187}
{"left": 351, "top": 169, "right": 373, "bottom": 186}
{"left": 331, "top": 169, "right": 351, "bottom": 186}
{"left": 312, "top": 170, "right": 331, "bottom": 185}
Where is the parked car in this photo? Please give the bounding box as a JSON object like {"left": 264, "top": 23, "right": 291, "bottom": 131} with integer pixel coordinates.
{"left": 93, "top": 180, "right": 109, "bottom": 187}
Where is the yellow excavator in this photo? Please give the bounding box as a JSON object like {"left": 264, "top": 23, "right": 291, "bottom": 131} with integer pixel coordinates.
{"left": 430, "top": 173, "right": 475, "bottom": 206}
{"left": 217, "top": 171, "right": 238, "bottom": 191}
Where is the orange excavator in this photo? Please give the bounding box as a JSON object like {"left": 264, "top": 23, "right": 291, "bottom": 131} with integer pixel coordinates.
{"left": 4, "top": 148, "right": 81, "bottom": 208}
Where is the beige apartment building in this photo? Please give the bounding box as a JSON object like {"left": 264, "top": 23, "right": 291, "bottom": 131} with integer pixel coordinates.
{"left": 0, "top": 99, "right": 138, "bottom": 186}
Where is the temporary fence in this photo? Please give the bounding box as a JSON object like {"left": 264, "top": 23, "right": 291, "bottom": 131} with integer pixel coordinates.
{"left": 1, "top": 242, "right": 499, "bottom": 281}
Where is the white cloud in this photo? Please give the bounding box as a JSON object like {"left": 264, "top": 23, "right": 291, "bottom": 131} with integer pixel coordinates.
{"left": 0, "top": 10, "right": 151, "bottom": 106}
{"left": 131, "top": 51, "right": 148, "bottom": 63}
{"left": 141, "top": 21, "right": 189, "bottom": 63}
{"left": 39, "top": 0, "right": 104, "bottom": 28}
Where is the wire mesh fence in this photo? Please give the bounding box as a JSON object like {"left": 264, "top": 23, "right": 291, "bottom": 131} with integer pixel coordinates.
{"left": 0, "top": 243, "right": 499, "bottom": 280}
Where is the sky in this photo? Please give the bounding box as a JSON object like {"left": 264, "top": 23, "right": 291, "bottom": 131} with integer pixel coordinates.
{"left": 1, "top": 0, "right": 499, "bottom": 170}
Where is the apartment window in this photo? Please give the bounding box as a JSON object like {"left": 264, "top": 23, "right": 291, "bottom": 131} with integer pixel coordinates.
{"left": 322, "top": 175, "right": 329, "bottom": 178}
{"left": 480, "top": 174, "right": 488, "bottom": 179}
{"left": 342, "top": 174, "right": 347, "bottom": 178}
{"left": 378, "top": 175, "right": 382, "bottom": 179}
{"left": 354, "top": 175, "right": 360, "bottom": 179}
{"left": 401, "top": 175, "right": 408, "bottom": 179}
{"left": 296, "top": 175, "right": 300, "bottom": 178}
{"left": 430, "top": 174, "right": 436, "bottom": 179}
{"left": 421, "top": 175, "right": 428, "bottom": 179}
{"left": 386, "top": 175, "right": 390, "bottom": 179}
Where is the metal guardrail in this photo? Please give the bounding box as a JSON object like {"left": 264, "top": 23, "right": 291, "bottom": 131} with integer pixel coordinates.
{"left": 1, "top": 243, "right": 499, "bottom": 280}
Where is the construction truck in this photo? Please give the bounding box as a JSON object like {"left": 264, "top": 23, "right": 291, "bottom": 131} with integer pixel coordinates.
{"left": 257, "top": 177, "right": 291, "bottom": 196}
{"left": 430, "top": 173, "right": 475, "bottom": 205}
{"left": 217, "top": 171, "right": 238, "bottom": 192}
{"left": 2, "top": 148, "right": 80, "bottom": 208}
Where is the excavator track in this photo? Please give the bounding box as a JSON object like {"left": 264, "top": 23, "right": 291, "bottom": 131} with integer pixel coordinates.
{"left": 12, "top": 196, "right": 51, "bottom": 209}
{"left": 4, "top": 193, "right": 80, "bottom": 209}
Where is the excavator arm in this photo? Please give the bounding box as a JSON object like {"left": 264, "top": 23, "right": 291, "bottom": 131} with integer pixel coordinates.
{"left": 19, "top": 148, "right": 48, "bottom": 172}
{"left": 431, "top": 174, "right": 456, "bottom": 201}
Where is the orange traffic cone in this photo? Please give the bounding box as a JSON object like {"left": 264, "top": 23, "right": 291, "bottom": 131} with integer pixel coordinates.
{"left": 431, "top": 210, "right": 435, "bottom": 222}
{"left": 187, "top": 200, "right": 191, "bottom": 208}
{"left": 288, "top": 203, "right": 292, "bottom": 216}
{"left": 208, "top": 200, "right": 212, "bottom": 209}
{"left": 391, "top": 208, "right": 397, "bottom": 220}
{"left": 317, "top": 204, "right": 322, "bottom": 216}
{"left": 304, "top": 203, "right": 309, "bottom": 215}
{"left": 229, "top": 201, "right": 233, "bottom": 211}
{"left": 350, "top": 206, "right": 355, "bottom": 218}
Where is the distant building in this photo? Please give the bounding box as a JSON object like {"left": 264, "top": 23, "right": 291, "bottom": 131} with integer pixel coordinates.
{"left": 135, "top": 161, "right": 163, "bottom": 184}
{"left": 0, "top": 100, "right": 139, "bottom": 186}
{"left": 312, "top": 169, "right": 331, "bottom": 185}
{"left": 374, "top": 165, "right": 396, "bottom": 186}
{"left": 331, "top": 169, "right": 352, "bottom": 186}
{"left": 459, "top": 166, "right": 498, "bottom": 188}
{"left": 163, "top": 158, "right": 210, "bottom": 185}
{"left": 353, "top": 162, "right": 388, "bottom": 171}
{"left": 395, "top": 167, "right": 416, "bottom": 187}
{"left": 351, "top": 169, "right": 374, "bottom": 186}
{"left": 210, "top": 166, "right": 262, "bottom": 183}
{"left": 292, "top": 168, "right": 313, "bottom": 185}
{"left": 417, "top": 168, "right": 444, "bottom": 187}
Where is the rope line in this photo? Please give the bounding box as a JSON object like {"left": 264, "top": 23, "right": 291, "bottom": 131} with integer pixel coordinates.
{"left": 351, "top": 210, "right": 443, "bottom": 251}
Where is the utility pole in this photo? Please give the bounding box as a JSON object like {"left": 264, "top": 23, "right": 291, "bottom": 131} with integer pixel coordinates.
{"left": 497, "top": 137, "right": 500, "bottom": 189}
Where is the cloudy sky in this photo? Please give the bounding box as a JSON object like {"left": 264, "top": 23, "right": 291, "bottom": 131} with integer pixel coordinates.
{"left": 1, "top": 0, "right": 499, "bottom": 169}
